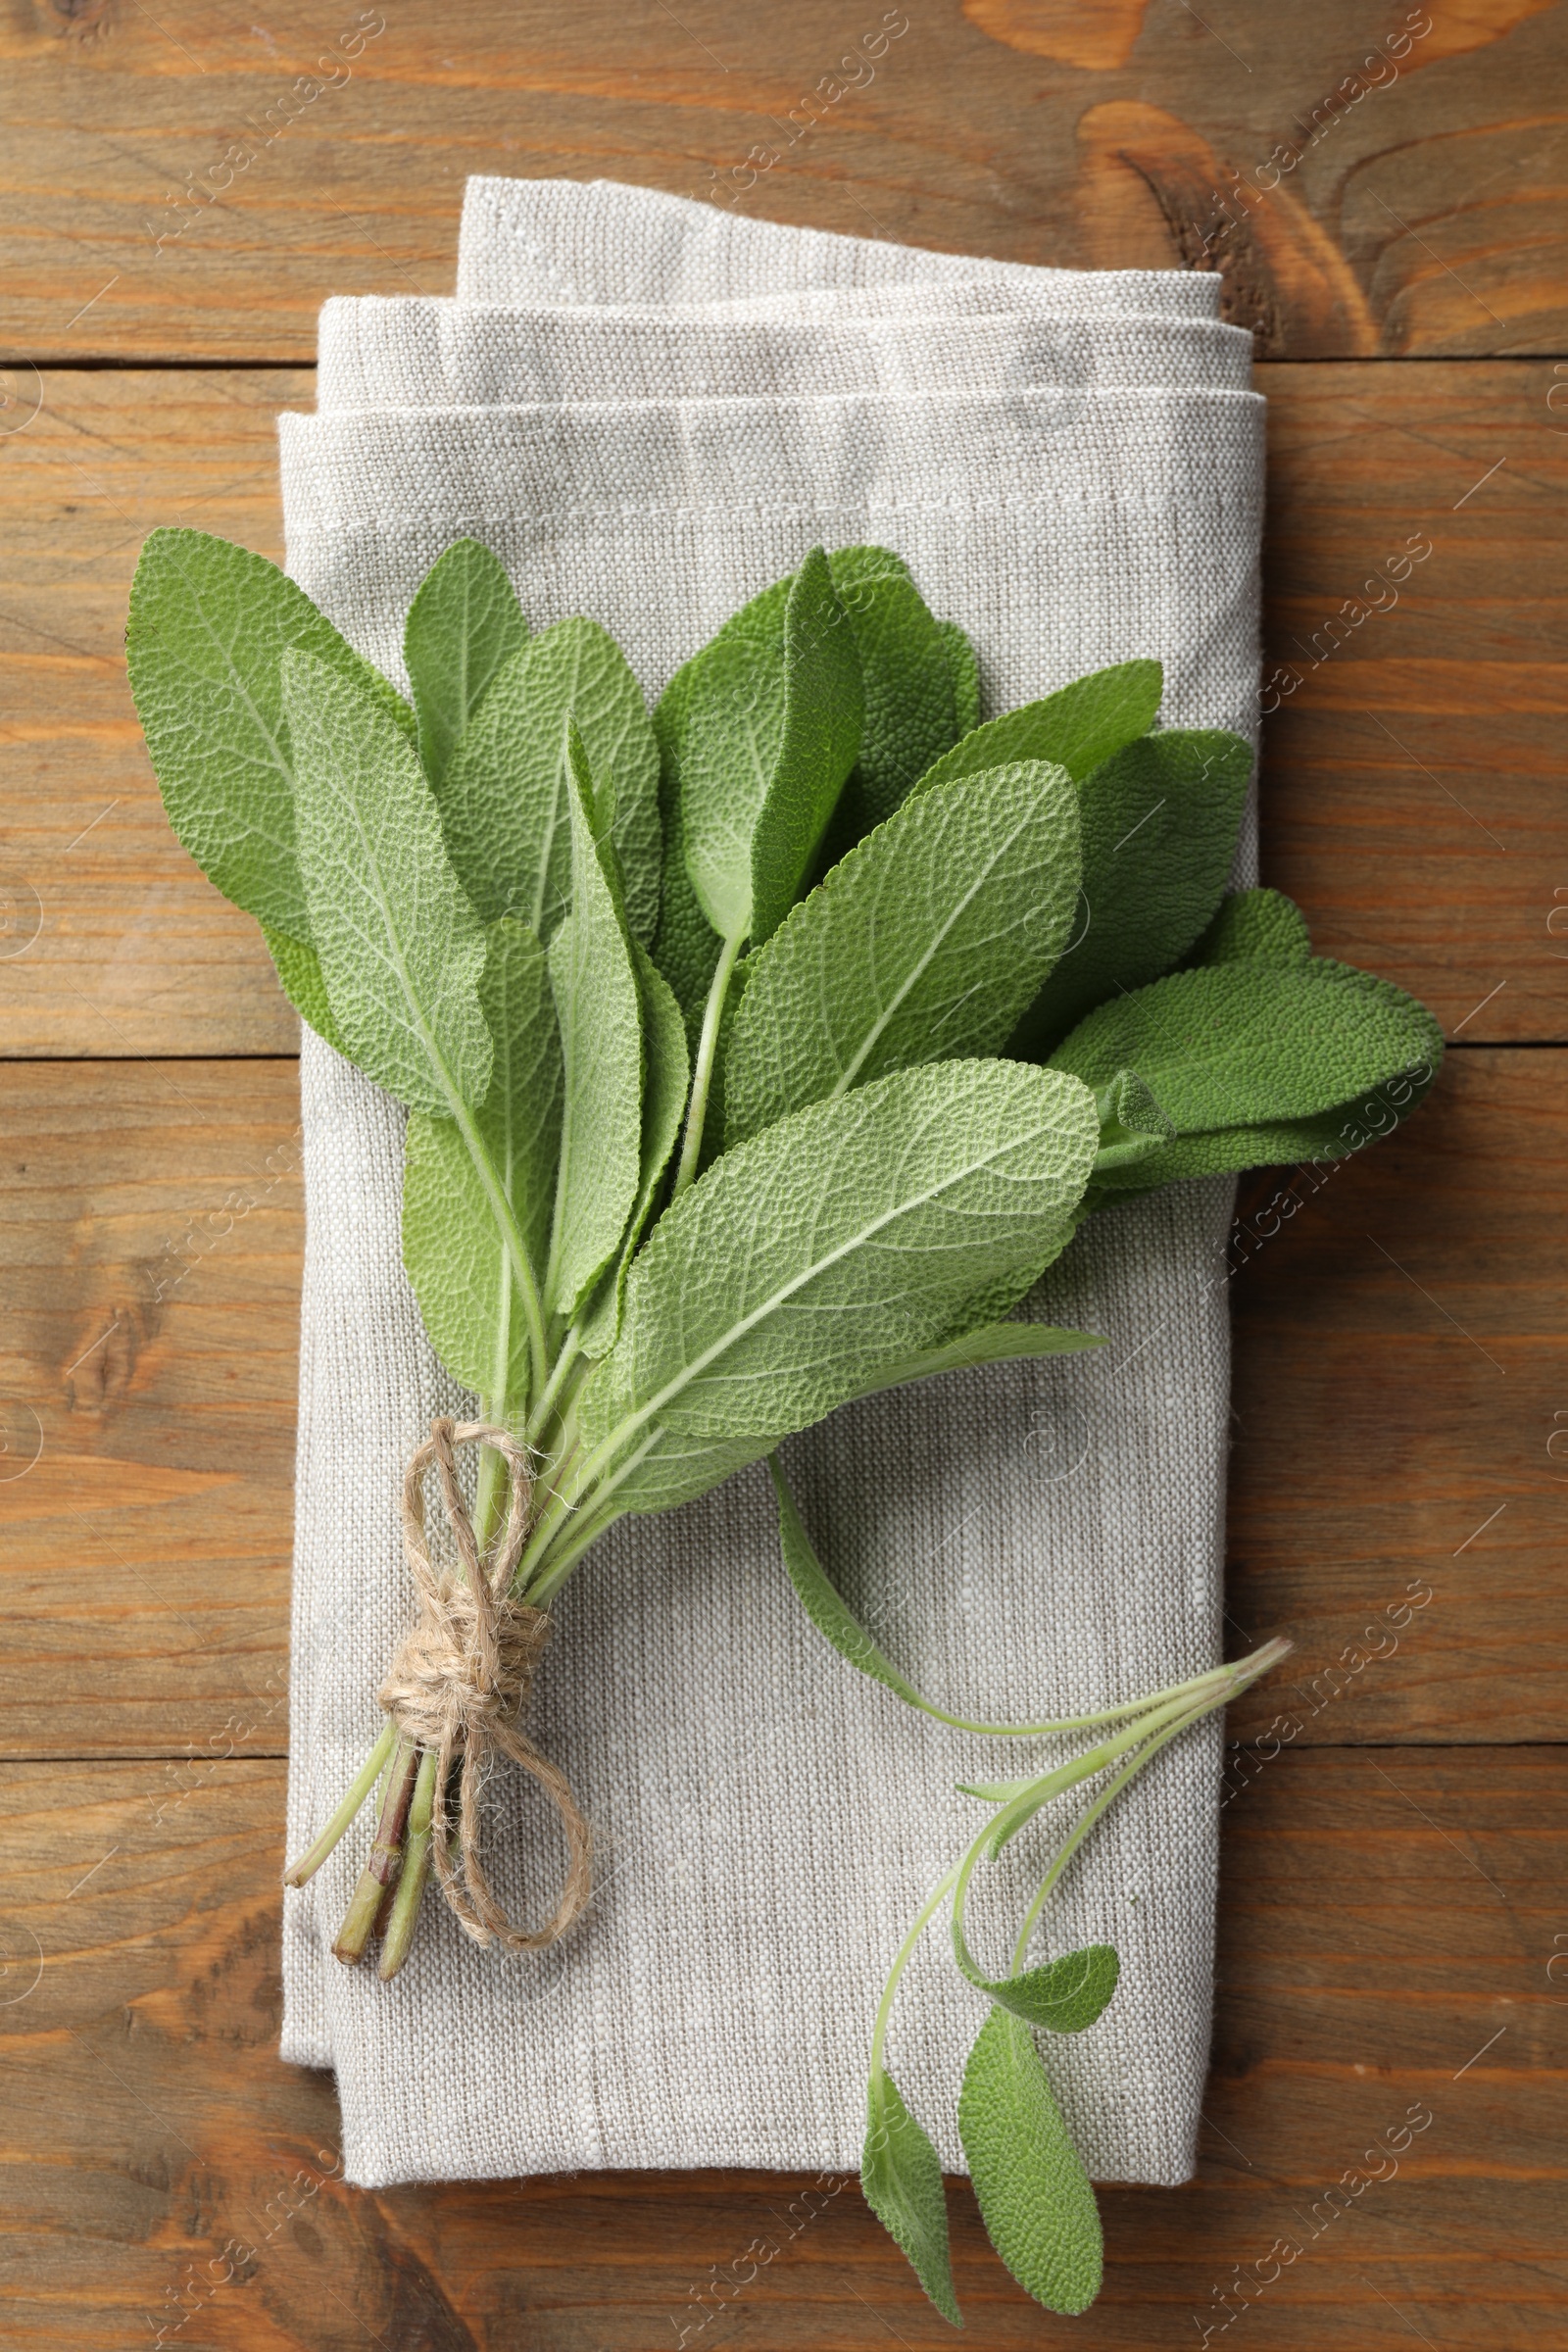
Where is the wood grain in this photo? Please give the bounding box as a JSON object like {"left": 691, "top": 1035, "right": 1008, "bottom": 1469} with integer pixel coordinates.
{"left": 1224, "top": 1044, "right": 1568, "bottom": 1742}
{"left": 0, "top": 368, "right": 306, "bottom": 1058}
{"left": 1260, "top": 360, "right": 1568, "bottom": 1045}
{"left": 0, "top": 1048, "right": 1559, "bottom": 1758}
{"left": 2, "top": 1748, "right": 1559, "bottom": 2350}
{"left": 2, "top": 361, "right": 1564, "bottom": 1056}
{"left": 0, "top": 2, "right": 1565, "bottom": 362}
{"left": 0, "top": 1058, "right": 300, "bottom": 1758}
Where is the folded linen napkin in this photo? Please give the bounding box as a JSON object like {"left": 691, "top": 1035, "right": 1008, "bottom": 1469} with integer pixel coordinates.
{"left": 279, "top": 180, "right": 1261, "bottom": 2195}
{"left": 316, "top": 294, "right": 1252, "bottom": 411}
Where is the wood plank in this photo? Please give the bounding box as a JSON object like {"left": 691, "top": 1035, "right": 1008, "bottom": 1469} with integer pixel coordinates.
{"left": 0, "top": 368, "right": 305, "bottom": 1059}
{"left": 3, "top": 361, "right": 1564, "bottom": 1056}
{"left": 0, "top": 1048, "right": 1559, "bottom": 1756}
{"left": 2, "top": 1748, "right": 1560, "bottom": 2348}
{"left": 1224, "top": 1044, "right": 1567, "bottom": 1742}
{"left": 0, "top": 1058, "right": 300, "bottom": 1758}
{"left": 1, "top": 3, "right": 1565, "bottom": 362}
{"left": 1260, "top": 361, "right": 1568, "bottom": 1044}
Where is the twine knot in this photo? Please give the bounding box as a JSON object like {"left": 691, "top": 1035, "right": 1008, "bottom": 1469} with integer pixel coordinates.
{"left": 377, "top": 1417, "right": 592, "bottom": 1951}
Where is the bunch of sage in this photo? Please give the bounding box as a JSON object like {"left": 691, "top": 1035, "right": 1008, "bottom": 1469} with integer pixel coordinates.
{"left": 127, "top": 526, "right": 1439, "bottom": 2319}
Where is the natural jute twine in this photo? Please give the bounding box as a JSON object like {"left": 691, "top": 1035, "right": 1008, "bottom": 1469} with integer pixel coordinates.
{"left": 377, "top": 1417, "right": 592, "bottom": 1950}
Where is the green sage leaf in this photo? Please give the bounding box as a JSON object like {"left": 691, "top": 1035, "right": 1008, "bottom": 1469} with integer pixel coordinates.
{"left": 597, "top": 1307, "right": 1101, "bottom": 1524}
{"left": 826, "top": 546, "right": 958, "bottom": 837}
{"left": 578, "top": 1059, "right": 1099, "bottom": 1455}
{"left": 910, "top": 660, "right": 1162, "bottom": 801}
{"left": 938, "top": 617, "right": 982, "bottom": 738}
{"left": 958, "top": 2009, "right": 1103, "bottom": 2318}
{"left": 1189, "top": 885, "right": 1312, "bottom": 968}
{"left": 401, "top": 918, "right": 563, "bottom": 1403}
{"left": 955, "top": 1936, "right": 1120, "bottom": 2035}
{"left": 590, "top": 1426, "right": 778, "bottom": 1521}
{"left": 750, "top": 549, "right": 866, "bottom": 941}
{"left": 543, "top": 726, "right": 645, "bottom": 1319}
{"left": 652, "top": 576, "right": 789, "bottom": 1031}
{"left": 261, "top": 924, "right": 345, "bottom": 1054}
{"left": 439, "top": 617, "right": 662, "bottom": 944}
{"left": 723, "top": 760, "right": 1082, "bottom": 1147}
{"left": 843, "top": 1317, "right": 1106, "bottom": 1404}
{"left": 576, "top": 940, "right": 690, "bottom": 1359}
{"left": 283, "top": 647, "right": 491, "bottom": 1115}
{"left": 862, "top": 2066, "right": 962, "bottom": 2328}
{"left": 1009, "top": 728, "right": 1252, "bottom": 1057}
{"left": 126, "top": 527, "right": 414, "bottom": 940}
{"left": 1091, "top": 1067, "right": 1176, "bottom": 1176}
{"left": 1053, "top": 958, "right": 1445, "bottom": 1196}
{"left": 403, "top": 537, "right": 528, "bottom": 785}
{"left": 770, "top": 1453, "right": 939, "bottom": 1714}
{"left": 673, "top": 549, "right": 862, "bottom": 946}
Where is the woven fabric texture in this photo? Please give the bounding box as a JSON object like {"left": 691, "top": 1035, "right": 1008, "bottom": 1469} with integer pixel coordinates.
{"left": 279, "top": 177, "right": 1262, "bottom": 2194}
{"left": 316, "top": 295, "right": 1252, "bottom": 410}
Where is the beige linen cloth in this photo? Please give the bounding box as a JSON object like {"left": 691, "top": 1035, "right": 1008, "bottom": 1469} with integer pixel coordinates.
{"left": 279, "top": 178, "right": 1262, "bottom": 2193}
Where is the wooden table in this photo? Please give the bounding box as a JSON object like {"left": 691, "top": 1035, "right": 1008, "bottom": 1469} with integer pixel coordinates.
{"left": 2, "top": 4, "right": 1563, "bottom": 2344}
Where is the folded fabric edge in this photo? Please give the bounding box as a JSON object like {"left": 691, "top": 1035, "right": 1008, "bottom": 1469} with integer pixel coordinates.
{"left": 455, "top": 174, "right": 1228, "bottom": 319}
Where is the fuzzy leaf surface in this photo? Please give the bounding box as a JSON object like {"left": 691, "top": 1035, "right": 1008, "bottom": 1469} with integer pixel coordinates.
{"left": 938, "top": 617, "right": 982, "bottom": 737}
{"left": 440, "top": 617, "right": 662, "bottom": 943}
{"left": 261, "top": 925, "right": 345, "bottom": 1053}
{"left": 403, "top": 537, "right": 528, "bottom": 785}
{"left": 284, "top": 648, "right": 491, "bottom": 1115}
{"left": 1091, "top": 1067, "right": 1176, "bottom": 1175}
{"left": 1189, "top": 885, "right": 1312, "bottom": 968}
{"left": 592, "top": 1425, "right": 778, "bottom": 1521}
{"left": 956, "top": 1938, "right": 1120, "bottom": 2035}
{"left": 544, "top": 734, "right": 645, "bottom": 1319}
{"left": 578, "top": 1059, "right": 1099, "bottom": 1454}
{"left": 1053, "top": 958, "right": 1443, "bottom": 1179}
{"left": 652, "top": 577, "right": 788, "bottom": 1028}
{"left": 1084, "top": 1063, "right": 1440, "bottom": 1204}
{"left": 402, "top": 919, "right": 563, "bottom": 1402}
{"left": 750, "top": 547, "right": 866, "bottom": 940}
{"left": 676, "top": 549, "right": 862, "bottom": 944}
{"left": 1010, "top": 729, "right": 1251, "bottom": 1056}
{"left": 958, "top": 2010, "right": 1103, "bottom": 2318}
{"left": 724, "top": 760, "right": 1082, "bottom": 1147}
{"left": 863, "top": 2068, "right": 962, "bottom": 2328}
{"left": 126, "top": 527, "right": 414, "bottom": 939}
{"left": 576, "top": 941, "right": 689, "bottom": 1359}
{"left": 826, "top": 546, "right": 958, "bottom": 837}
{"left": 910, "top": 661, "right": 1162, "bottom": 800}
{"left": 599, "top": 1285, "right": 1094, "bottom": 1539}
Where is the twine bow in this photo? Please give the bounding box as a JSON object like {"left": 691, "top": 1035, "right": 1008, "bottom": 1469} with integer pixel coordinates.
{"left": 377, "top": 1417, "right": 592, "bottom": 1950}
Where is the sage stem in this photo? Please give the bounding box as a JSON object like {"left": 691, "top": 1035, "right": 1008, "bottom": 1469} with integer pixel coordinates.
{"left": 1006, "top": 1637, "right": 1293, "bottom": 1971}
{"left": 895, "top": 1656, "right": 1246, "bottom": 1743}
{"left": 447, "top": 1090, "right": 551, "bottom": 1400}
{"left": 282, "top": 1718, "right": 397, "bottom": 1888}
{"left": 526, "top": 1331, "right": 585, "bottom": 1447}
{"left": 378, "top": 1748, "right": 438, "bottom": 1981}
{"left": 870, "top": 1862, "right": 962, "bottom": 2082}
{"left": 332, "top": 1735, "right": 417, "bottom": 1966}
{"left": 670, "top": 926, "right": 745, "bottom": 1200}
{"left": 949, "top": 1689, "right": 1207, "bottom": 1975}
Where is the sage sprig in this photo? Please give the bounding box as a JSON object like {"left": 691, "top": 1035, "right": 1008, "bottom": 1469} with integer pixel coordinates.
{"left": 127, "top": 525, "right": 1440, "bottom": 2320}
